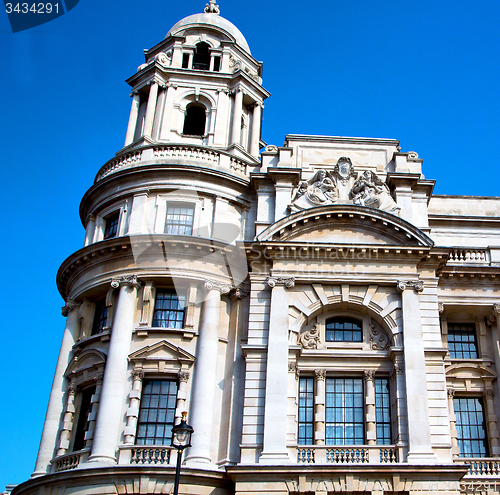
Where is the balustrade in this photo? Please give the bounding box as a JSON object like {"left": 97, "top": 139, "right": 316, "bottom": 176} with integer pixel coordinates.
{"left": 458, "top": 458, "right": 500, "bottom": 477}
{"left": 448, "top": 249, "right": 489, "bottom": 265}
{"left": 296, "top": 445, "right": 398, "bottom": 464}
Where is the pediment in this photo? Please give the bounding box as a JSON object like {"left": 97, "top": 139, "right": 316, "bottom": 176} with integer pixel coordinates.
{"left": 129, "top": 340, "right": 195, "bottom": 366}
{"left": 446, "top": 363, "right": 497, "bottom": 380}
{"left": 65, "top": 349, "right": 106, "bottom": 377}
{"left": 257, "top": 205, "right": 433, "bottom": 247}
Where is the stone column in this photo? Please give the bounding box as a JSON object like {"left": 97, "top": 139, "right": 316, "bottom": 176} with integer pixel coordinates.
{"left": 397, "top": 280, "right": 436, "bottom": 464}
{"left": 484, "top": 389, "right": 500, "bottom": 456}
{"left": 447, "top": 388, "right": 459, "bottom": 458}
{"left": 158, "top": 84, "right": 176, "bottom": 140}
{"left": 88, "top": 275, "right": 141, "bottom": 464}
{"left": 84, "top": 373, "right": 103, "bottom": 449}
{"left": 231, "top": 89, "right": 243, "bottom": 145}
{"left": 32, "top": 300, "right": 81, "bottom": 477}
{"left": 390, "top": 362, "right": 408, "bottom": 460}
{"left": 143, "top": 81, "right": 159, "bottom": 139}
{"left": 489, "top": 304, "right": 500, "bottom": 389}
{"left": 364, "top": 370, "right": 376, "bottom": 445}
{"left": 185, "top": 280, "right": 229, "bottom": 465}
{"left": 214, "top": 88, "right": 229, "bottom": 146}
{"left": 250, "top": 103, "right": 262, "bottom": 157}
{"left": 84, "top": 215, "right": 96, "bottom": 247}
{"left": 176, "top": 371, "right": 190, "bottom": 424}
{"left": 56, "top": 382, "right": 77, "bottom": 456}
{"left": 123, "top": 369, "right": 144, "bottom": 445}
{"left": 259, "top": 276, "right": 295, "bottom": 464}
{"left": 124, "top": 91, "right": 141, "bottom": 146}
{"left": 314, "top": 370, "right": 326, "bottom": 446}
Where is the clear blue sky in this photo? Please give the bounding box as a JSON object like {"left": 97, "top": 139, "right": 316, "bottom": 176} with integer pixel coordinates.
{"left": 1, "top": 0, "right": 499, "bottom": 489}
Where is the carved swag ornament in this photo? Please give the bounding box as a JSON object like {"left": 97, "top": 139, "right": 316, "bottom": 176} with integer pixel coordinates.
{"left": 290, "top": 157, "right": 400, "bottom": 215}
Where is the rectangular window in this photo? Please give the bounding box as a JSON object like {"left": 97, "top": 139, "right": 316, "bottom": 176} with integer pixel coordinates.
{"left": 213, "top": 56, "right": 221, "bottom": 72}
{"left": 448, "top": 323, "right": 478, "bottom": 359}
{"left": 182, "top": 53, "right": 190, "bottom": 69}
{"left": 152, "top": 290, "right": 186, "bottom": 328}
{"left": 325, "top": 378, "right": 364, "bottom": 445}
{"left": 375, "top": 378, "right": 391, "bottom": 445}
{"left": 454, "top": 397, "right": 488, "bottom": 457}
{"left": 104, "top": 212, "right": 120, "bottom": 240}
{"left": 91, "top": 300, "right": 108, "bottom": 335}
{"left": 165, "top": 204, "right": 194, "bottom": 236}
{"left": 136, "top": 380, "right": 178, "bottom": 445}
{"left": 298, "top": 377, "right": 314, "bottom": 445}
{"left": 73, "top": 386, "right": 95, "bottom": 451}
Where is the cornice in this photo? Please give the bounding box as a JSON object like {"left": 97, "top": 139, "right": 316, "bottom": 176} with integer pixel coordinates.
{"left": 56, "top": 235, "right": 247, "bottom": 300}
{"left": 284, "top": 135, "right": 400, "bottom": 147}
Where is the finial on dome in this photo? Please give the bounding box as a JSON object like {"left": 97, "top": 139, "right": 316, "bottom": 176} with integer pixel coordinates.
{"left": 204, "top": 0, "right": 220, "bottom": 14}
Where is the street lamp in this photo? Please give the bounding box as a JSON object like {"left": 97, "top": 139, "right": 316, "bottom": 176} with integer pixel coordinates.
{"left": 171, "top": 411, "right": 194, "bottom": 495}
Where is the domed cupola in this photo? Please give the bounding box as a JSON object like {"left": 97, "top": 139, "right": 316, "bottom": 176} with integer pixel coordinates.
{"left": 122, "top": 0, "right": 269, "bottom": 161}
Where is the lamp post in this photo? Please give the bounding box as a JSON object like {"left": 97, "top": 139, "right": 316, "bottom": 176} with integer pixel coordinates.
{"left": 171, "top": 411, "right": 194, "bottom": 495}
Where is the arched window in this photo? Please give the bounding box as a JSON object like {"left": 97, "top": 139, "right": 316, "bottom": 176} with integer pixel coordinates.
{"left": 325, "top": 316, "right": 363, "bottom": 342}
{"left": 192, "top": 42, "right": 210, "bottom": 70}
{"left": 183, "top": 104, "right": 206, "bottom": 136}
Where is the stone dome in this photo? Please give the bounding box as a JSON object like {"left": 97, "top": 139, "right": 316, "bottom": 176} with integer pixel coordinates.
{"left": 166, "top": 13, "right": 251, "bottom": 54}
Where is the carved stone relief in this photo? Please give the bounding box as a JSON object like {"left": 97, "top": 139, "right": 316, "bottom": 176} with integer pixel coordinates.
{"left": 368, "top": 322, "right": 390, "bottom": 350}
{"left": 299, "top": 324, "right": 321, "bottom": 349}
{"left": 290, "top": 156, "right": 400, "bottom": 215}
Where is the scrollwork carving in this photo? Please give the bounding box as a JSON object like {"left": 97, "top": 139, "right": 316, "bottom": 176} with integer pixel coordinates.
{"left": 94, "top": 373, "right": 104, "bottom": 385}
{"left": 204, "top": 279, "right": 232, "bottom": 294}
{"left": 299, "top": 325, "right": 321, "bottom": 349}
{"left": 485, "top": 389, "right": 495, "bottom": 400}
{"left": 369, "top": 323, "right": 390, "bottom": 350}
{"left": 447, "top": 388, "right": 455, "bottom": 399}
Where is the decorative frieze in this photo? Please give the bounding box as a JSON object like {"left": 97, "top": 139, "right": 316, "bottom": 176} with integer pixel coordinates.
{"left": 396, "top": 280, "right": 424, "bottom": 292}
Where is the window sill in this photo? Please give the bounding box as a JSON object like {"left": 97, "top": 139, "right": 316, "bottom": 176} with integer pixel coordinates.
{"left": 134, "top": 326, "right": 195, "bottom": 340}
{"left": 73, "top": 331, "right": 111, "bottom": 350}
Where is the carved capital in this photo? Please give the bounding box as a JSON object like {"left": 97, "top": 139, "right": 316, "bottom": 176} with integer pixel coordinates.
{"left": 204, "top": 279, "right": 232, "bottom": 294}
{"left": 485, "top": 389, "right": 495, "bottom": 400}
{"left": 111, "top": 275, "right": 141, "bottom": 289}
{"left": 94, "top": 373, "right": 104, "bottom": 385}
{"left": 397, "top": 280, "right": 424, "bottom": 293}
{"left": 132, "top": 369, "right": 144, "bottom": 381}
{"left": 447, "top": 388, "right": 455, "bottom": 399}
{"left": 67, "top": 383, "right": 78, "bottom": 396}
{"left": 266, "top": 276, "right": 295, "bottom": 289}
{"left": 390, "top": 364, "right": 404, "bottom": 378}
{"left": 494, "top": 303, "right": 500, "bottom": 314}
{"left": 178, "top": 371, "right": 190, "bottom": 383}
{"left": 364, "top": 370, "right": 375, "bottom": 381}
{"left": 288, "top": 361, "right": 297, "bottom": 373}
{"left": 230, "top": 287, "right": 249, "bottom": 300}
{"left": 61, "top": 299, "right": 80, "bottom": 317}
{"left": 438, "top": 301, "right": 444, "bottom": 313}
{"left": 315, "top": 369, "right": 326, "bottom": 381}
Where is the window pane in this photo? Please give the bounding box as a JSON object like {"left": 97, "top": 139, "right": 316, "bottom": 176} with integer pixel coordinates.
{"left": 375, "top": 378, "right": 391, "bottom": 445}
{"left": 136, "top": 380, "right": 178, "bottom": 445}
{"left": 325, "top": 317, "right": 362, "bottom": 342}
{"left": 152, "top": 290, "right": 186, "bottom": 328}
{"left": 453, "top": 396, "right": 488, "bottom": 457}
{"left": 298, "top": 377, "right": 314, "bottom": 445}
{"left": 104, "top": 213, "right": 119, "bottom": 240}
{"left": 325, "top": 378, "right": 364, "bottom": 445}
{"left": 91, "top": 300, "right": 108, "bottom": 335}
{"left": 448, "top": 323, "right": 478, "bottom": 359}
{"left": 165, "top": 204, "right": 194, "bottom": 236}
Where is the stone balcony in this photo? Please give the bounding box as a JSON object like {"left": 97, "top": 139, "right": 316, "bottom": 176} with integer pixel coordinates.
{"left": 94, "top": 144, "right": 260, "bottom": 183}
{"left": 294, "top": 445, "right": 400, "bottom": 465}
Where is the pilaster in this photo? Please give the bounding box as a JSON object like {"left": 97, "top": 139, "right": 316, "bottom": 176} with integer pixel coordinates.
{"left": 398, "top": 279, "right": 436, "bottom": 464}
{"left": 259, "top": 276, "right": 295, "bottom": 464}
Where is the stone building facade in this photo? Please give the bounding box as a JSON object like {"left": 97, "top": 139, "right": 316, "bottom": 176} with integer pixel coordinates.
{"left": 13, "top": 3, "right": 500, "bottom": 495}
